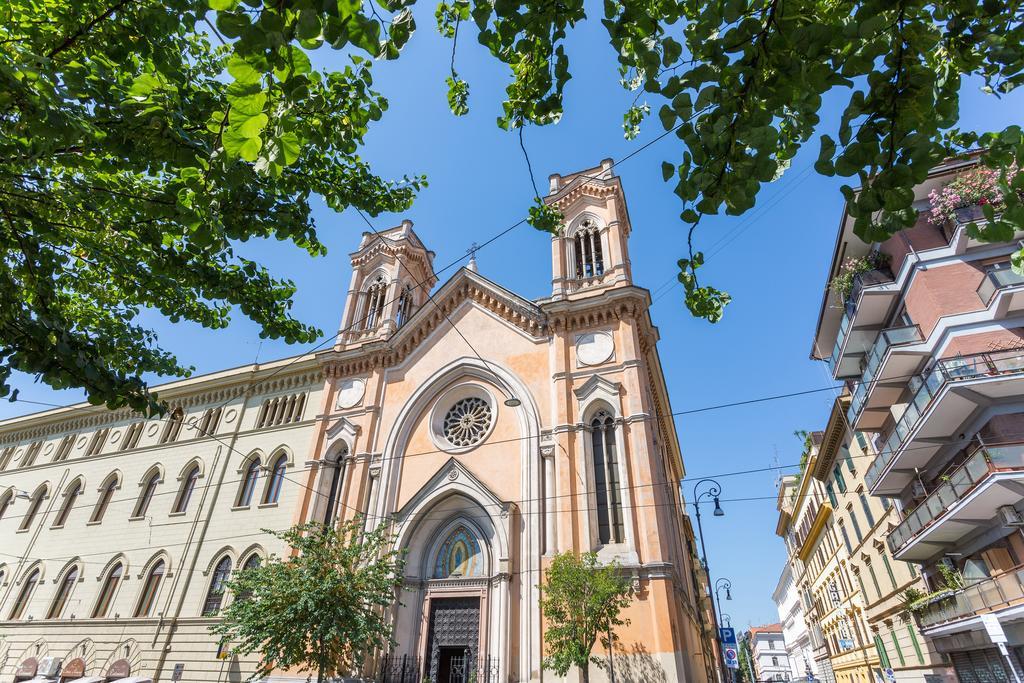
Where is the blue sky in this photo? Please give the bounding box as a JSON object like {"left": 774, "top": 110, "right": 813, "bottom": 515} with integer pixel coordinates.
{"left": 5, "top": 7, "right": 1024, "bottom": 630}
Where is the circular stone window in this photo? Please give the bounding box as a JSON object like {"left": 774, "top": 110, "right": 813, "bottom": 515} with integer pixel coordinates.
{"left": 443, "top": 397, "right": 492, "bottom": 447}
{"left": 430, "top": 384, "right": 497, "bottom": 453}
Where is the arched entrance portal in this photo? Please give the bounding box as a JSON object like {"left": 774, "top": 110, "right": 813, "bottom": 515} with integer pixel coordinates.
{"left": 390, "top": 469, "right": 512, "bottom": 683}
{"left": 423, "top": 521, "right": 488, "bottom": 683}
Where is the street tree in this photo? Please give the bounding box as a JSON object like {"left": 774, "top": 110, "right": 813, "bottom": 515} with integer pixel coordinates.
{"left": 539, "top": 551, "right": 633, "bottom": 683}
{"left": 210, "top": 518, "right": 405, "bottom": 683}
{"left": 4, "top": 1, "right": 1023, "bottom": 412}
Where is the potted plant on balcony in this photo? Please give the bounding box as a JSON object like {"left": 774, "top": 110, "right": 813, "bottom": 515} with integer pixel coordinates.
{"left": 829, "top": 251, "right": 891, "bottom": 302}
{"left": 928, "top": 165, "right": 1021, "bottom": 226}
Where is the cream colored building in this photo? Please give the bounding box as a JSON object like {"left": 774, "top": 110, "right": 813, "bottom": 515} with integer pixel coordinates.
{"left": 0, "top": 161, "right": 713, "bottom": 683}
{"left": 813, "top": 397, "right": 953, "bottom": 683}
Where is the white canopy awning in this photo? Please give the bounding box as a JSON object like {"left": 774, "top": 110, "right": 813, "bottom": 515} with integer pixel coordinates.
{"left": 114, "top": 678, "right": 153, "bottom": 683}
{"left": 66, "top": 677, "right": 106, "bottom": 683}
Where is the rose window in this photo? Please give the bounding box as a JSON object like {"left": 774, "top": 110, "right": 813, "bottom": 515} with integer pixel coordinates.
{"left": 442, "top": 397, "right": 492, "bottom": 448}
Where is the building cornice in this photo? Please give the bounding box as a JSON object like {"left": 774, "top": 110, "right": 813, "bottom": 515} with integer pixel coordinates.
{"left": 812, "top": 395, "right": 852, "bottom": 482}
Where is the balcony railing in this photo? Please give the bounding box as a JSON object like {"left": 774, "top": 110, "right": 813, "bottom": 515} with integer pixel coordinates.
{"left": 847, "top": 324, "right": 924, "bottom": 423}
{"left": 887, "top": 444, "right": 1024, "bottom": 554}
{"left": 827, "top": 268, "right": 895, "bottom": 376}
{"left": 865, "top": 348, "right": 1024, "bottom": 492}
{"left": 977, "top": 267, "right": 1024, "bottom": 305}
{"left": 918, "top": 566, "right": 1024, "bottom": 630}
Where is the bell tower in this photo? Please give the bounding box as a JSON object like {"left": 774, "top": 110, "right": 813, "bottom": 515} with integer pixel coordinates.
{"left": 336, "top": 219, "right": 436, "bottom": 346}
{"left": 545, "top": 158, "right": 633, "bottom": 301}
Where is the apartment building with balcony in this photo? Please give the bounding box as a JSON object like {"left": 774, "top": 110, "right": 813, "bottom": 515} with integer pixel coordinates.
{"left": 812, "top": 155, "right": 1024, "bottom": 683}
{"left": 812, "top": 396, "right": 952, "bottom": 683}
{"left": 776, "top": 433, "right": 883, "bottom": 683}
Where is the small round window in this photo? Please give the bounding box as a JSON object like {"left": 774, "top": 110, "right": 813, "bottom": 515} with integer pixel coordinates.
{"left": 442, "top": 397, "right": 492, "bottom": 448}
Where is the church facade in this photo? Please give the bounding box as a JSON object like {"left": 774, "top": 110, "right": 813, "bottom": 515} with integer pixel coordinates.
{"left": 0, "top": 162, "right": 717, "bottom": 683}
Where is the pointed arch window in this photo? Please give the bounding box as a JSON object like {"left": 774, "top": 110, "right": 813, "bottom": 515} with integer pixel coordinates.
{"left": 0, "top": 489, "right": 13, "bottom": 520}
{"left": 9, "top": 568, "right": 40, "bottom": 619}
{"left": 53, "top": 434, "right": 77, "bottom": 462}
{"left": 160, "top": 408, "right": 184, "bottom": 444}
{"left": 197, "top": 407, "right": 222, "bottom": 436}
{"left": 362, "top": 275, "right": 388, "bottom": 329}
{"left": 47, "top": 566, "right": 79, "bottom": 619}
{"left": 321, "top": 446, "right": 347, "bottom": 525}
{"left": 173, "top": 465, "right": 200, "bottom": 514}
{"left": 0, "top": 445, "right": 15, "bottom": 470}
{"left": 52, "top": 480, "right": 82, "bottom": 528}
{"left": 203, "top": 556, "right": 233, "bottom": 616}
{"left": 573, "top": 219, "right": 604, "bottom": 279}
{"left": 93, "top": 562, "right": 123, "bottom": 618}
{"left": 92, "top": 475, "right": 118, "bottom": 523}
{"left": 85, "top": 428, "right": 109, "bottom": 456}
{"left": 19, "top": 485, "right": 48, "bottom": 531}
{"left": 135, "top": 560, "right": 165, "bottom": 617}
{"left": 21, "top": 440, "right": 43, "bottom": 467}
{"left": 396, "top": 284, "right": 414, "bottom": 327}
{"left": 235, "top": 554, "right": 262, "bottom": 602}
{"left": 238, "top": 458, "right": 261, "bottom": 507}
{"left": 590, "top": 410, "right": 624, "bottom": 544}
{"left": 263, "top": 453, "right": 287, "bottom": 505}
{"left": 133, "top": 471, "right": 160, "bottom": 518}
{"left": 121, "top": 422, "right": 145, "bottom": 451}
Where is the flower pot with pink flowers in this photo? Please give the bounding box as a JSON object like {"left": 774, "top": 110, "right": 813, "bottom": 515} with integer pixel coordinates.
{"left": 928, "top": 165, "right": 1020, "bottom": 227}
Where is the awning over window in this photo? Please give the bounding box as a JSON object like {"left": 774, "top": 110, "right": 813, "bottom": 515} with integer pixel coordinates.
{"left": 64, "top": 677, "right": 106, "bottom": 683}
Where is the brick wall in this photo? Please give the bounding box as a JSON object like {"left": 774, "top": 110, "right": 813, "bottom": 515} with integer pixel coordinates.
{"left": 904, "top": 262, "right": 987, "bottom": 337}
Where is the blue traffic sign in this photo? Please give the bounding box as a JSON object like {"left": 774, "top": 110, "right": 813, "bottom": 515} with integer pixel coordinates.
{"left": 719, "top": 627, "right": 737, "bottom": 645}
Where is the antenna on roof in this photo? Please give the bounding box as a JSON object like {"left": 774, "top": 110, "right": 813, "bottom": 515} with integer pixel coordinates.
{"left": 466, "top": 242, "right": 479, "bottom": 272}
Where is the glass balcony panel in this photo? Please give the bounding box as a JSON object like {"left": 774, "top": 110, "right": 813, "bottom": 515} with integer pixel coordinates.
{"left": 933, "top": 481, "right": 958, "bottom": 508}
{"left": 977, "top": 268, "right": 1024, "bottom": 304}
{"left": 989, "top": 445, "right": 1024, "bottom": 468}
{"left": 924, "top": 494, "right": 946, "bottom": 519}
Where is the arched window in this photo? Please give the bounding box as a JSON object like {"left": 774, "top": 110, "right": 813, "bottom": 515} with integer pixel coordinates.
{"left": 92, "top": 475, "right": 118, "bottom": 523}
{"left": 52, "top": 480, "right": 82, "bottom": 528}
{"left": 135, "top": 560, "right": 165, "bottom": 617}
{"left": 0, "top": 445, "right": 15, "bottom": 470}
{"left": 433, "top": 524, "right": 484, "bottom": 578}
{"left": 53, "top": 434, "right": 77, "bottom": 461}
{"left": 234, "top": 553, "right": 262, "bottom": 602}
{"left": 590, "top": 410, "right": 624, "bottom": 544}
{"left": 9, "top": 568, "right": 40, "bottom": 619}
{"left": 320, "top": 446, "right": 347, "bottom": 525}
{"left": 160, "top": 408, "right": 184, "bottom": 444}
{"left": 47, "top": 565, "right": 79, "bottom": 619}
{"left": 573, "top": 219, "right": 604, "bottom": 279}
{"left": 362, "top": 275, "right": 388, "bottom": 329}
{"left": 396, "top": 284, "right": 414, "bottom": 327}
{"left": 197, "top": 407, "right": 222, "bottom": 436}
{"left": 121, "top": 422, "right": 145, "bottom": 451}
{"left": 133, "top": 471, "right": 160, "bottom": 518}
{"left": 85, "top": 428, "right": 109, "bottom": 456}
{"left": 173, "top": 465, "right": 200, "bottom": 514}
{"left": 238, "top": 458, "right": 261, "bottom": 507}
{"left": 203, "top": 556, "right": 233, "bottom": 616}
{"left": 263, "top": 453, "right": 287, "bottom": 505}
{"left": 19, "top": 484, "right": 48, "bottom": 531}
{"left": 0, "top": 489, "right": 12, "bottom": 520}
{"left": 92, "top": 562, "right": 123, "bottom": 618}
{"left": 21, "top": 439, "right": 44, "bottom": 467}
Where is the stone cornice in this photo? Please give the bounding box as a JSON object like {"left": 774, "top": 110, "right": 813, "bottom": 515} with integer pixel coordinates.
{"left": 0, "top": 359, "right": 322, "bottom": 441}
